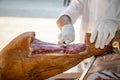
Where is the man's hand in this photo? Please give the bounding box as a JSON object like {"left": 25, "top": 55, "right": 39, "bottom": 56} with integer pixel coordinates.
{"left": 58, "top": 24, "right": 75, "bottom": 45}
{"left": 90, "top": 19, "right": 118, "bottom": 49}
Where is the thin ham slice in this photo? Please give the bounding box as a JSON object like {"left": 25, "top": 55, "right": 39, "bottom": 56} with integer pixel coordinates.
{"left": 31, "top": 39, "right": 86, "bottom": 55}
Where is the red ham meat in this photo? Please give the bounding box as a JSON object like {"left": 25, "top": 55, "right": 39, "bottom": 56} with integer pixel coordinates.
{"left": 31, "top": 39, "right": 86, "bottom": 55}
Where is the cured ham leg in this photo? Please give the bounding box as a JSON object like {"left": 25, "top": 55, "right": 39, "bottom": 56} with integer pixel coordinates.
{"left": 1, "top": 31, "right": 119, "bottom": 80}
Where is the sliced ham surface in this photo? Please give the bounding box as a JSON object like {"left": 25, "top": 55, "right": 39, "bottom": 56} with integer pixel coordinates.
{"left": 31, "top": 39, "right": 86, "bottom": 55}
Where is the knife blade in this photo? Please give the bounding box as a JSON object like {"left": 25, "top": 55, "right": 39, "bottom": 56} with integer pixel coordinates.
{"left": 76, "top": 56, "right": 96, "bottom": 80}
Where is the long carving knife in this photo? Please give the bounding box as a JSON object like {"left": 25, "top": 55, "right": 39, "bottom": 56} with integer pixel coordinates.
{"left": 76, "top": 56, "right": 96, "bottom": 80}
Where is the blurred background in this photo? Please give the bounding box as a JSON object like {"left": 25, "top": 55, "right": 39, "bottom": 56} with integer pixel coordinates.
{"left": 0, "top": 0, "right": 80, "bottom": 52}
{"left": 0, "top": 0, "right": 81, "bottom": 51}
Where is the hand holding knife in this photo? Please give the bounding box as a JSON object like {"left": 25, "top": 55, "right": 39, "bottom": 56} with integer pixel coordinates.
{"left": 58, "top": 40, "right": 69, "bottom": 48}
{"left": 62, "top": 41, "right": 68, "bottom": 48}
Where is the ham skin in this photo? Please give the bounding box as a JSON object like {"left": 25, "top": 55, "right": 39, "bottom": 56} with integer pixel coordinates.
{"left": 1, "top": 31, "right": 119, "bottom": 80}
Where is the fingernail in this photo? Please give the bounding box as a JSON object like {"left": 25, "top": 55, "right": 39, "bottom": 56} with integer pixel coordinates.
{"left": 95, "top": 44, "right": 99, "bottom": 49}
{"left": 100, "top": 45, "right": 104, "bottom": 49}
{"left": 105, "top": 42, "right": 109, "bottom": 45}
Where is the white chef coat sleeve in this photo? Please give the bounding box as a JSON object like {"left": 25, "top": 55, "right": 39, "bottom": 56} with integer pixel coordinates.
{"left": 58, "top": 0, "right": 84, "bottom": 24}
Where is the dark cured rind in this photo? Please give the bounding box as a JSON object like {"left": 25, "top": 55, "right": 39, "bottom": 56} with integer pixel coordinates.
{"left": 1, "top": 31, "right": 118, "bottom": 80}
